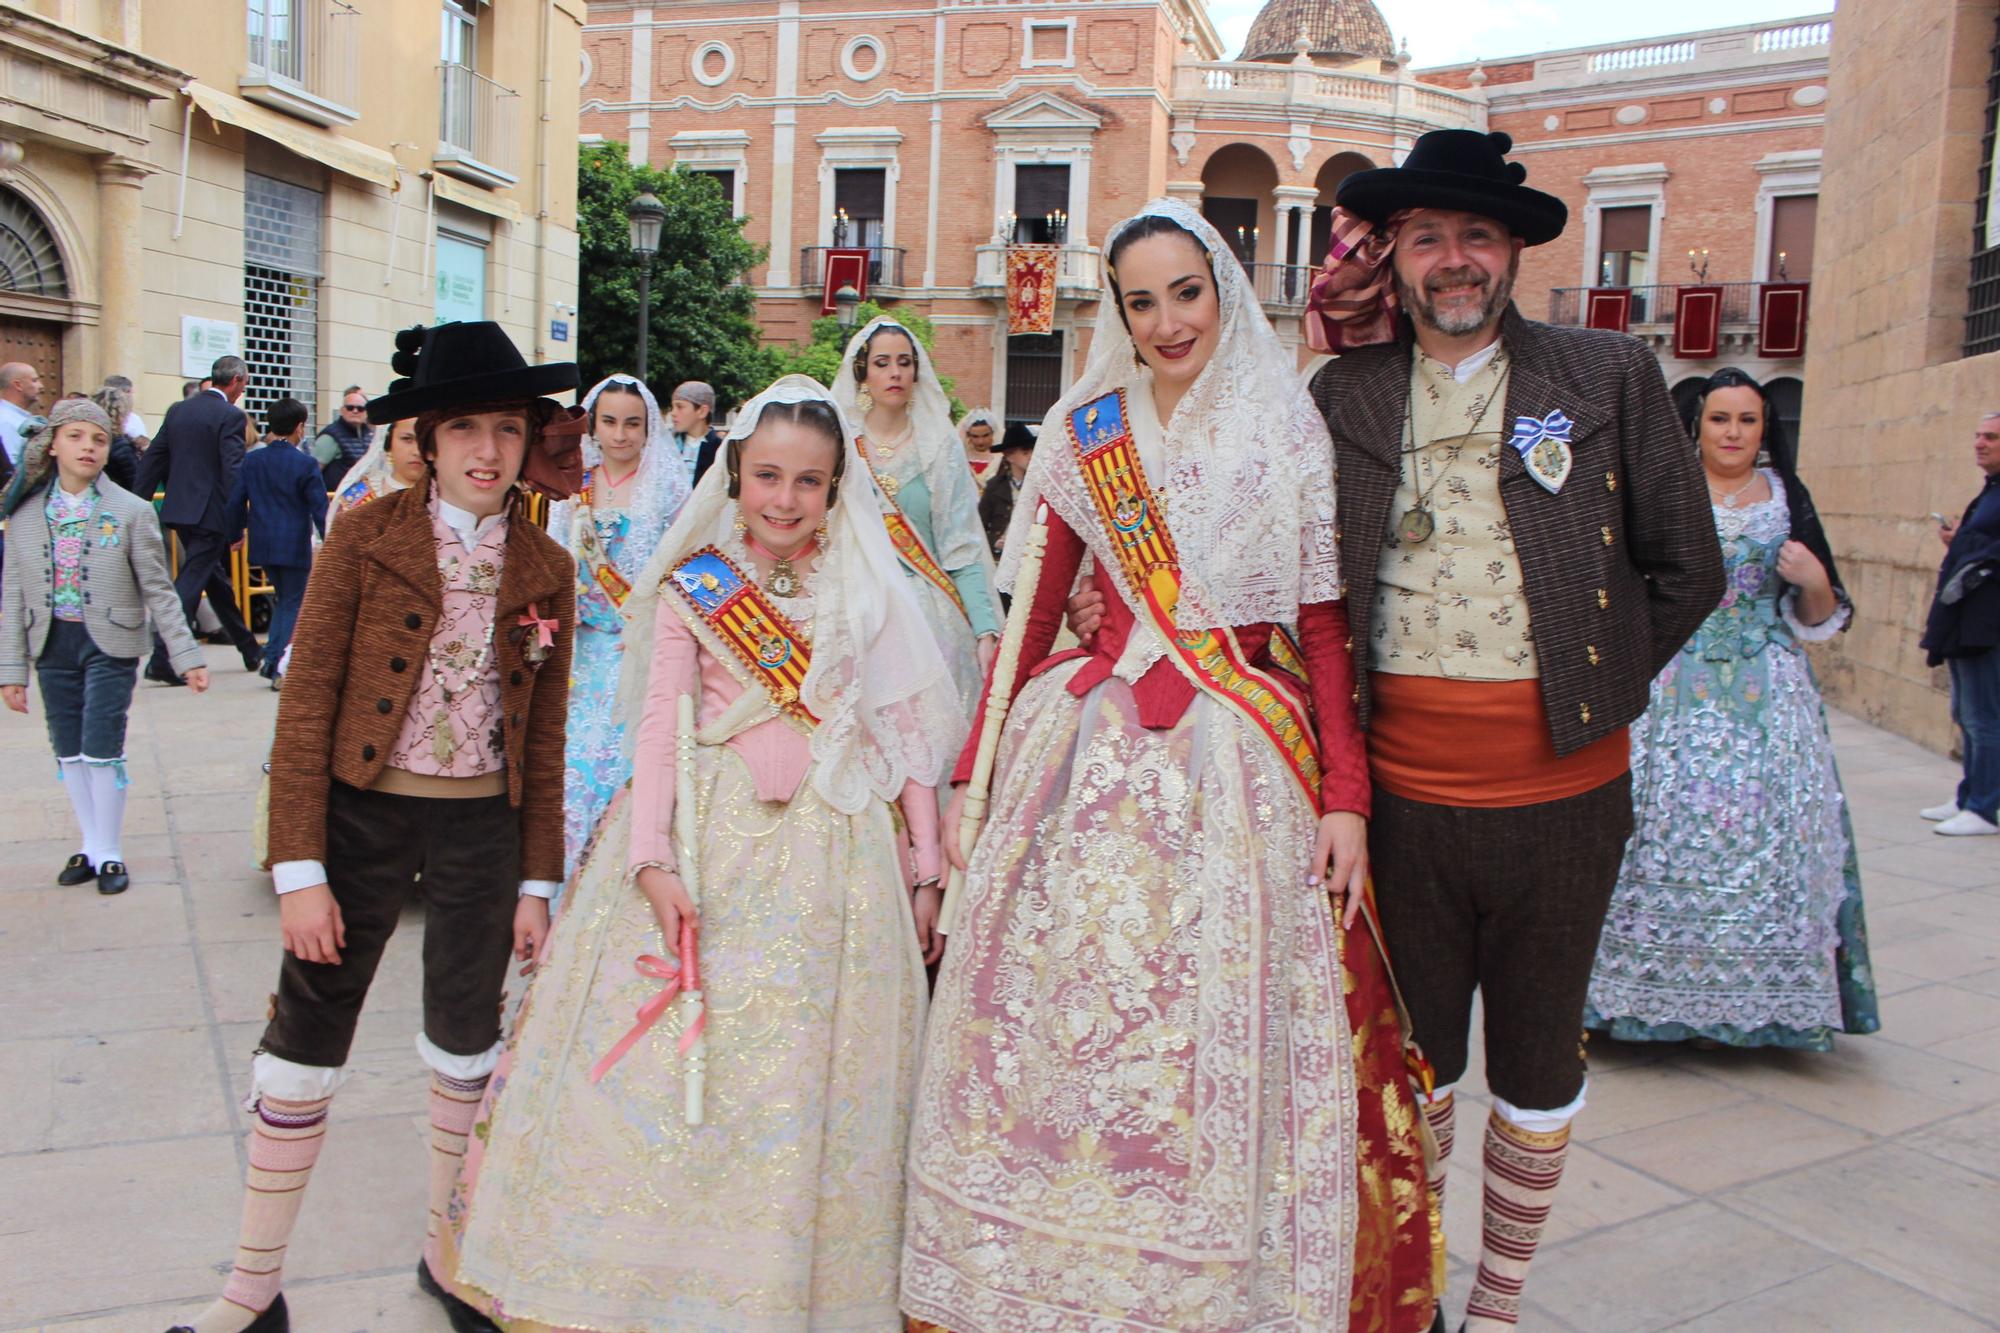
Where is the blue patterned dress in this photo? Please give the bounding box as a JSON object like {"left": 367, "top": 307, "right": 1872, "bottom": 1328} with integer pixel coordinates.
{"left": 1586, "top": 472, "right": 1880, "bottom": 1050}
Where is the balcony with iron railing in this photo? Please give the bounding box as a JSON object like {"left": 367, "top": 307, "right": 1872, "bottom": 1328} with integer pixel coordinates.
{"left": 241, "top": 0, "right": 361, "bottom": 126}
{"left": 971, "top": 244, "right": 1104, "bottom": 298}
{"left": 1173, "top": 60, "right": 1484, "bottom": 130}
{"left": 1548, "top": 281, "right": 1808, "bottom": 359}
{"left": 799, "top": 245, "right": 908, "bottom": 291}
{"left": 1241, "top": 261, "right": 1316, "bottom": 309}
{"left": 435, "top": 62, "right": 519, "bottom": 189}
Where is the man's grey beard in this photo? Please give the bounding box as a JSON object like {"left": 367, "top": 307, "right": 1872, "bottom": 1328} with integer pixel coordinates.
{"left": 1399, "top": 264, "right": 1516, "bottom": 337}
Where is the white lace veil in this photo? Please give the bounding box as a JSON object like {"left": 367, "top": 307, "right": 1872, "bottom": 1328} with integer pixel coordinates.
{"left": 995, "top": 198, "right": 1343, "bottom": 634}
{"left": 616, "top": 374, "right": 965, "bottom": 814}
{"left": 547, "top": 374, "right": 692, "bottom": 576}
{"left": 829, "top": 318, "right": 1001, "bottom": 613}
{"left": 957, "top": 406, "right": 1000, "bottom": 452}
{"left": 327, "top": 421, "right": 409, "bottom": 531}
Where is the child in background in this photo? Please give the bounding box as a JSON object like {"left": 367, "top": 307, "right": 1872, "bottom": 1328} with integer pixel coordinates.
{"left": 0, "top": 398, "right": 211, "bottom": 895}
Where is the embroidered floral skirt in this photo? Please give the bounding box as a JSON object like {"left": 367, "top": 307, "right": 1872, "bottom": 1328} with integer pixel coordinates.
{"left": 902, "top": 664, "right": 1433, "bottom": 1333}
{"left": 438, "top": 745, "right": 928, "bottom": 1331}
{"left": 1585, "top": 642, "right": 1880, "bottom": 1050}
{"left": 561, "top": 620, "right": 630, "bottom": 883}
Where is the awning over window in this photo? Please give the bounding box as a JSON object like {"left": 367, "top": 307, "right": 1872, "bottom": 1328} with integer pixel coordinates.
{"left": 184, "top": 83, "right": 398, "bottom": 192}
{"left": 432, "top": 171, "right": 521, "bottom": 224}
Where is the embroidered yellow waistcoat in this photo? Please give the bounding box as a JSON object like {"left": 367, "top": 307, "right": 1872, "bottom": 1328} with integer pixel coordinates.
{"left": 1372, "top": 349, "right": 1540, "bottom": 680}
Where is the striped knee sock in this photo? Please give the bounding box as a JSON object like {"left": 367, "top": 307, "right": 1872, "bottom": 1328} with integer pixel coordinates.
{"left": 191, "top": 1092, "right": 332, "bottom": 1332}
{"left": 425, "top": 1071, "right": 489, "bottom": 1253}
{"left": 1422, "top": 1090, "right": 1457, "bottom": 1207}
{"left": 1465, "top": 1109, "right": 1571, "bottom": 1331}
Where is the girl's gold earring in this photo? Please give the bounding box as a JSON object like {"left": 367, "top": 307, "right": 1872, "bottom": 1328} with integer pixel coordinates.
{"left": 815, "top": 518, "right": 830, "bottom": 549}
{"left": 733, "top": 509, "right": 748, "bottom": 535}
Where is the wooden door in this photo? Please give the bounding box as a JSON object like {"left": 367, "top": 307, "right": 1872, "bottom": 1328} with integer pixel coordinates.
{"left": 0, "top": 316, "right": 63, "bottom": 397}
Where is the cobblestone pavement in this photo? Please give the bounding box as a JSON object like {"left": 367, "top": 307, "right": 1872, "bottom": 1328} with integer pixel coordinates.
{"left": 2, "top": 666, "right": 1996, "bottom": 1331}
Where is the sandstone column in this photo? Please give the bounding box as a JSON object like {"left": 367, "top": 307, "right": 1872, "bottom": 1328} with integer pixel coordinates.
{"left": 96, "top": 154, "right": 151, "bottom": 382}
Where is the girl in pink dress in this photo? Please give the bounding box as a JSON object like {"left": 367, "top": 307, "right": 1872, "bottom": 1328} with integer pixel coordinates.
{"left": 436, "top": 376, "right": 966, "bottom": 1331}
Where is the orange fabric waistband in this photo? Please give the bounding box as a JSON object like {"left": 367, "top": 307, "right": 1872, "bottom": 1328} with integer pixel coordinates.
{"left": 1367, "top": 672, "right": 1628, "bottom": 808}
{"left": 369, "top": 767, "right": 508, "bottom": 799}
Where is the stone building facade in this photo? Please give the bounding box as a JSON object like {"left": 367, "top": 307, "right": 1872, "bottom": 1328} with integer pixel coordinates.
{"left": 1795, "top": 0, "right": 2000, "bottom": 750}
{"left": 581, "top": 0, "right": 1483, "bottom": 422}
{"left": 1417, "top": 15, "right": 1832, "bottom": 432}
{"left": 0, "top": 0, "right": 583, "bottom": 429}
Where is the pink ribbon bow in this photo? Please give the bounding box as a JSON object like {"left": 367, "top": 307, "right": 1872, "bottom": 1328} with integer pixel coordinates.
{"left": 519, "top": 603, "right": 558, "bottom": 650}
{"left": 1303, "top": 206, "right": 1413, "bottom": 353}
{"left": 588, "top": 924, "right": 705, "bottom": 1083}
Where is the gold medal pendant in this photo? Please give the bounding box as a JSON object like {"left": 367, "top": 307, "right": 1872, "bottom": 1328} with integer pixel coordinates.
{"left": 768, "top": 556, "right": 799, "bottom": 598}
{"left": 1398, "top": 506, "right": 1436, "bottom": 544}
{"left": 432, "top": 710, "right": 457, "bottom": 766}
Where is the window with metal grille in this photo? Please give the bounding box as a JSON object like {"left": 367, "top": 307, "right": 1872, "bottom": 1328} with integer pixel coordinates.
{"left": 1967, "top": 12, "right": 2000, "bottom": 358}
{"left": 1005, "top": 332, "right": 1062, "bottom": 426}
{"left": 243, "top": 172, "right": 324, "bottom": 425}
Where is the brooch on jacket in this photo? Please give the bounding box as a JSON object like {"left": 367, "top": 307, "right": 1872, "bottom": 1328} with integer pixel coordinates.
{"left": 1511, "top": 411, "right": 1574, "bottom": 494}
{"left": 95, "top": 514, "right": 121, "bottom": 549}
{"left": 519, "top": 603, "right": 558, "bottom": 664}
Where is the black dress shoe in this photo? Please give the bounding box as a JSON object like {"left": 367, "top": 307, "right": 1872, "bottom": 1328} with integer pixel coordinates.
{"left": 96, "top": 861, "right": 131, "bottom": 895}
{"left": 242, "top": 644, "right": 266, "bottom": 673}
{"left": 166, "top": 1291, "right": 288, "bottom": 1333}
{"left": 417, "top": 1258, "right": 499, "bottom": 1333}
{"left": 144, "top": 659, "right": 186, "bottom": 686}
{"left": 57, "top": 853, "right": 96, "bottom": 886}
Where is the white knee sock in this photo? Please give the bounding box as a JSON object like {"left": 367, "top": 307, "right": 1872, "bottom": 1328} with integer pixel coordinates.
{"left": 58, "top": 758, "right": 96, "bottom": 863}
{"left": 84, "top": 760, "right": 127, "bottom": 865}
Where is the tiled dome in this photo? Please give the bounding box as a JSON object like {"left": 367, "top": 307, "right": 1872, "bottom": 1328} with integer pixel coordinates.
{"left": 1238, "top": 0, "right": 1396, "bottom": 63}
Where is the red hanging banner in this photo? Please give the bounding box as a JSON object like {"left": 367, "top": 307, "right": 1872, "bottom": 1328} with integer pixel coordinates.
{"left": 1585, "top": 287, "right": 1632, "bottom": 334}
{"left": 1758, "top": 282, "right": 1811, "bottom": 358}
{"left": 1006, "top": 244, "right": 1058, "bottom": 335}
{"left": 1673, "top": 285, "right": 1724, "bottom": 359}
{"left": 820, "top": 249, "right": 871, "bottom": 316}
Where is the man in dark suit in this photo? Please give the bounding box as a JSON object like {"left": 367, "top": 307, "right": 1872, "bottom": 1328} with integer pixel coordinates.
{"left": 225, "top": 397, "right": 328, "bottom": 686}
{"left": 135, "top": 353, "right": 263, "bottom": 682}
{"left": 1304, "top": 130, "right": 1723, "bottom": 1331}
{"left": 977, "top": 423, "right": 1035, "bottom": 562}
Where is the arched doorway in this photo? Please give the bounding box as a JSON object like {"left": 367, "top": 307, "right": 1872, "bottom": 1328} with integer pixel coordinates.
{"left": 1671, "top": 375, "right": 1708, "bottom": 435}
{"left": 1767, "top": 376, "right": 1804, "bottom": 452}
{"left": 1200, "top": 143, "right": 1280, "bottom": 268}
{"left": 1310, "top": 151, "right": 1376, "bottom": 265}
{"left": 0, "top": 185, "right": 69, "bottom": 397}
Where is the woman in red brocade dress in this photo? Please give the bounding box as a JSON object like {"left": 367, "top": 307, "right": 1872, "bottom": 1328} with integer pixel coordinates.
{"left": 901, "top": 200, "right": 1435, "bottom": 1333}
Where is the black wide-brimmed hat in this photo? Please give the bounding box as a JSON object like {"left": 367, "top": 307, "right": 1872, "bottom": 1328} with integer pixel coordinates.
{"left": 367, "top": 321, "right": 578, "bottom": 425}
{"left": 1337, "top": 130, "right": 1567, "bottom": 246}
{"left": 998, "top": 423, "right": 1037, "bottom": 454}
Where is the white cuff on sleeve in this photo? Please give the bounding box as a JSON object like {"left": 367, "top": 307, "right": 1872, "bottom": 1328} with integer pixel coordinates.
{"left": 272, "top": 860, "right": 328, "bottom": 894}
{"left": 1782, "top": 587, "right": 1852, "bottom": 641}
{"left": 519, "top": 879, "right": 559, "bottom": 899}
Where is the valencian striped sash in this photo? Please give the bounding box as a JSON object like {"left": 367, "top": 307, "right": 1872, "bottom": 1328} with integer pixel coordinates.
{"left": 856, "top": 445, "right": 970, "bottom": 620}
{"left": 1066, "top": 389, "right": 1323, "bottom": 806}
{"left": 667, "top": 546, "right": 817, "bottom": 723}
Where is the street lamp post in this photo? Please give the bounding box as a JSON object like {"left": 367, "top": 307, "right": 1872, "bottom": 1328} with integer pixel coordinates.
{"left": 627, "top": 189, "right": 667, "bottom": 376}
{"left": 834, "top": 283, "right": 861, "bottom": 329}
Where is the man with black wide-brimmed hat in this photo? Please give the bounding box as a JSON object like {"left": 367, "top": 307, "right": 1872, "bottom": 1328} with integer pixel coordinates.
{"left": 171, "top": 322, "right": 583, "bottom": 1333}
{"left": 1305, "top": 131, "right": 1724, "bottom": 1331}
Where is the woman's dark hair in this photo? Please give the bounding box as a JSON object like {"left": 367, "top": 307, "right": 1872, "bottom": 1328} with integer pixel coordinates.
{"left": 1690, "top": 367, "right": 1795, "bottom": 477}
{"left": 726, "top": 398, "right": 847, "bottom": 505}
{"left": 1693, "top": 365, "right": 1847, "bottom": 613}
{"left": 1104, "top": 215, "right": 1214, "bottom": 336}
{"left": 850, "top": 323, "right": 920, "bottom": 384}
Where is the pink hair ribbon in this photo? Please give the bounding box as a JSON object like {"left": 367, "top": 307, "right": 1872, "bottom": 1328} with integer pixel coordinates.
{"left": 588, "top": 923, "right": 705, "bottom": 1083}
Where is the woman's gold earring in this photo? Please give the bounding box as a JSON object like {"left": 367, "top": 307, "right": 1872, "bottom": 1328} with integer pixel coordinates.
{"left": 855, "top": 387, "right": 874, "bottom": 414}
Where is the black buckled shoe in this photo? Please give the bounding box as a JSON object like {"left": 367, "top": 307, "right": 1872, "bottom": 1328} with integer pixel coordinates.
{"left": 57, "top": 853, "right": 96, "bottom": 886}
{"left": 417, "top": 1258, "right": 500, "bottom": 1333}
{"left": 166, "top": 1291, "right": 288, "bottom": 1333}
{"left": 96, "top": 861, "right": 131, "bottom": 895}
